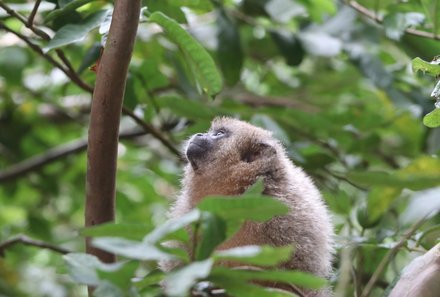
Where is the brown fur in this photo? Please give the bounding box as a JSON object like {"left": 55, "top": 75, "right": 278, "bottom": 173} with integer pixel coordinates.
{"left": 161, "top": 117, "right": 334, "bottom": 296}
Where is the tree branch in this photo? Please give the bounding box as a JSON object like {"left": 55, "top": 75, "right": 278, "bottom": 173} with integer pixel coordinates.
{"left": 27, "top": 0, "right": 41, "bottom": 27}
{"left": 85, "top": 0, "right": 141, "bottom": 264}
{"left": 0, "top": 235, "right": 70, "bottom": 257}
{"left": 0, "top": 129, "right": 146, "bottom": 184}
{"left": 346, "top": 0, "right": 440, "bottom": 40}
{"left": 360, "top": 217, "right": 428, "bottom": 297}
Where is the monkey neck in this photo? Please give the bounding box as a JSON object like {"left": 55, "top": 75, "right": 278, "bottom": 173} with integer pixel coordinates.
{"left": 182, "top": 165, "right": 289, "bottom": 207}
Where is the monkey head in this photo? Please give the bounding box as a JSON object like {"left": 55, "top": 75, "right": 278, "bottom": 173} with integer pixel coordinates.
{"left": 184, "top": 117, "right": 282, "bottom": 186}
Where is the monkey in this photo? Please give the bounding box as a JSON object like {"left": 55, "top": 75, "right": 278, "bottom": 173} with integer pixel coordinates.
{"left": 161, "top": 117, "right": 334, "bottom": 297}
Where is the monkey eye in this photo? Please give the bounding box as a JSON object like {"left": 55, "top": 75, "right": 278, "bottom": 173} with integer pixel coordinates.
{"left": 213, "top": 129, "right": 226, "bottom": 137}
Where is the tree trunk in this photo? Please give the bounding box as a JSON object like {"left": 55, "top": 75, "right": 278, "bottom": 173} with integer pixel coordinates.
{"left": 85, "top": 0, "right": 141, "bottom": 264}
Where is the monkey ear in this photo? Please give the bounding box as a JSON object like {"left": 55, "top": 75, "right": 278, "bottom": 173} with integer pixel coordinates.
{"left": 242, "top": 142, "right": 276, "bottom": 163}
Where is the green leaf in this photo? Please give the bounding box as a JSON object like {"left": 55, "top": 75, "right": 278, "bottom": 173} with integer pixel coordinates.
{"left": 148, "top": 11, "right": 223, "bottom": 98}
{"left": 210, "top": 267, "right": 326, "bottom": 289}
{"left": 43, "top": 10, "right": 109, "bottom": 52}
{"left": 213, "top": 245, "right": 294, "bottom": 267}
{"left": 64, "top": 253, "right": 101, "bottom": 286}
{"left": 197, "top": 195, "right": 289, "bottom": 222}
{"left": 92, "top": 237, "right": 174, "bottom": 261}
{"left": 77, "top": 43, "right": 102, "bottom": 74}
{"left": 216, "top": 8, "right": 243, "bottom": 86}
{"left": 97, "top": 261, "right": 138, "bottom": 291}
{"left": 80, "top": 223, "right": 151, "bottom": 241}
{"left": 93, "top": 281, "right": 124, "bottom": 297}
{"left": 367, "top": 187, "right": 402, "bottom": 223}
{"left": 420, "top": 0, "right": 440, "bottom": 34}
{"left": 412, "top": 57, "right": 440, "bottom": 77}
{"left": 208, "top": 274, "right": 298, "bottom": 297}
{"left": 163, "top": 259, "right": 214, "bottom": 297}
{"left": 144, "top": 209, "right": 201, "bottom": 244}
{"left": 45, "top": 0, "right": 95, "bottom": 23}
{"left": 157, "top": 96, "right": 220, "bottom": 120}
{"left": 134, "top": 270, "right": 165, "bottom": 289}
{"left": 196, "top": 212, "right": 227, "bottom": 260}
{"left": 383, "top": 12, "right": 424, "bottom": 40}
{"left": 270, "top": 30, "right": 304, "bottom": 67}
{"left": 347, "top": 168, "right": 440, "bottom": 191}
{"left": 423, "top": 108, "right": 440, "bottom": 128}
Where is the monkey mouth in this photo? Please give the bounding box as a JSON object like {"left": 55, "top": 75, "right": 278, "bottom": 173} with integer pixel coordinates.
{"left": 186, "top": 141, "right": 211, "bottom": 170}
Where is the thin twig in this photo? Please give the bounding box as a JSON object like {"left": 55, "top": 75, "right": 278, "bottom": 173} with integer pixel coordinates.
{"left": 360, "top": 217, "right": 428, "bottom": 297}
{"left": 0, "top": 235, "right": 70, "bottom": 256}
{"left": 0, "top": 0, "right": 50, "bottom": 40}
{"left": 122, "top": 107, "right": 181, "bottom": 157}
{"left": 0, "top": 23, "right": 94, "bottom": 92}
{"left": 0, "top": 129, "right": 147, "bottom": 183}
{"left": 346, "top": 0, "right": 440, "bottom": 40}
{"left": 0, "top": 7, "right": 179, "bottom": 156}
{"left": 27, "top": 0, "right": 41, "bottom": 27}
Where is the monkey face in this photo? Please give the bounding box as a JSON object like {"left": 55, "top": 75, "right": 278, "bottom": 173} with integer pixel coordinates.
{"left": 185, "top": 128, "right": 229, "bottom": 170}
{"left": 185, "top": 118, "right": 279, "bottom": 177}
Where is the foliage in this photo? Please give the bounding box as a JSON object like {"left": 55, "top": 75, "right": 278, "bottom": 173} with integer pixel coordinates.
{"left": 1, "top": 0, "right": 440, "bottom": 297}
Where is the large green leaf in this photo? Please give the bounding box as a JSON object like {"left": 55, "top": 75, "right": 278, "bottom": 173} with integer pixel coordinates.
{"left": 44, "top": 0, "right": 95, "bottom": 23}
{"left": 196, "top": 212, "right": 227, "bottom": 260}
{"left": 148, "top": 11, "right": 223, "bottom": 98}
{"left": 216, "top": 8, "right": 243, "bottom": 86}
{"left": 144, "top": 209, "right": 201, "bottom": 244}
{"left": 213, "top": 245, "right": 293, "bottom": 267}
{"left": 197, "top": 195, "right": 289, "bottom": 222}
{"left": 92, "top": 237, "right": 174, "bottom": 261}
{"left": 97, "top": 261, "right": 138, "bottom": 291}
{"left": 64, "top": 253, "right": 101, "bottom": 286}
{"left": 80, "top": 223, "right": 151, "bottom": 241}
{"left": 367, "top": 187, "right": 402, "bottom": 223}
{"left": 423, "top": 108, "right": 440, "bottom": 128}
{"left": 412, "top": 57, "right": 440, "bottom": 77}
{"left": 420, "top": 0, "right": 440, "bottom": 34}
{"left": 208, "top": 274, "right": 298, "bottom": 297}
{"left": 210, "top": 267, "right": 326, "bottom": 289}
{"left": 43, "top": 10, "right": 109, "bottom": 52}
{"left": 348, "top": 171, "right": 439, "bottom": 190}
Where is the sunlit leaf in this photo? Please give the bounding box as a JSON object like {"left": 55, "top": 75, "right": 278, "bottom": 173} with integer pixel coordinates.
{"left": 144, "top": 209, "right": 201, "bottom": 244}
{"left": 423, "top": 108, "right": 440, "bottom": 128}
{"left": 367, "top": 187, "right": 402, "bottom": 223}
{"left": 63, "top": 253, "right": 101, "bottom": 286}
{"left": 92, "top": 237, "right": 174, "bottom": 261}
{"left": 213, "top": 245, "right": 293, "bottom": 266}
{"left": 412, "top": 57, "right": 440, "bottom": 77}
{"left": 163, "top": 259, "right": 214, "bottom": 297}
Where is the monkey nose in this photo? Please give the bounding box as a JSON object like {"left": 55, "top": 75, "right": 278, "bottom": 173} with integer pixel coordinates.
{"left": 196, "top": 133, "right": 204, "bottom": 137}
